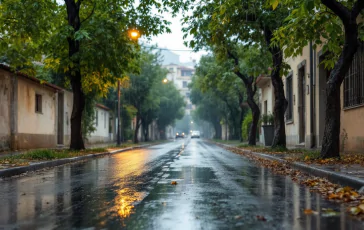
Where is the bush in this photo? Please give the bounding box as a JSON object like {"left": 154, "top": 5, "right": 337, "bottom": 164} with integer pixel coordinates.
{"left": 242, "top": 112, "right": 253, "bottom": 140}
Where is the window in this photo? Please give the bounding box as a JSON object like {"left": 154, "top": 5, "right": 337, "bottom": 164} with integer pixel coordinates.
{"left": 95, "top": 110, "right": 98, "bottom": 126}
{"left": 286, "top": 74, "right": 293, "bottom": 121}
{"left": 35, "top": 94, "right": 42, "bottom": 113}
{"left": 181, "top": 70, "right": 192, "bottom": 76}
{"left": 264, "top": 100, "right": 267, "bottom": 115}
{"left": 169, "top": 68, "right": 174, "bottom": 72}
{"left": 183, "top": 81, "right": 187, "bottom": 88}
{"left": 187, "top": 104, "right": 192, "bottom": 109}
{"left": 344, "top": 45, "right": 364, "bottom": 108}
{"left": 186, "top": 92, "right": 190, "bottom": 98}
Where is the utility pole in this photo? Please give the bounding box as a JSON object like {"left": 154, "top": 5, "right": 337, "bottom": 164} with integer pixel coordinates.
{"left": 117, "top": 80, "right": 121, "bottom": 145}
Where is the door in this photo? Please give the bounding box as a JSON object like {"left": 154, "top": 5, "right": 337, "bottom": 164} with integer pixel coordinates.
{"left": 298, "top": 67, "right": 306, "bottom": 143}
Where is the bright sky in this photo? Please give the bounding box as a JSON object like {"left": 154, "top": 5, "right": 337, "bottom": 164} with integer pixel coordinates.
{"left": 141, "top": 13, "right": 207, "bottom": 64}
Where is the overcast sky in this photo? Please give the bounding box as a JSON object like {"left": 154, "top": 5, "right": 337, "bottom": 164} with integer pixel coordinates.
{"left": 141, "top": 13, "right": 207, "bottom": 64}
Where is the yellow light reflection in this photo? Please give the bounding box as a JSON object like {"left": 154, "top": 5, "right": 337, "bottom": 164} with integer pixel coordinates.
{"left": 114, "top": 188, "right": 145, "bottom": 218}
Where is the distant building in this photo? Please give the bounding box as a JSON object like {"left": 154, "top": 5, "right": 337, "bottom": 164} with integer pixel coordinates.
{"left": 159, "top": 49, "right": 196, "bottom": 138}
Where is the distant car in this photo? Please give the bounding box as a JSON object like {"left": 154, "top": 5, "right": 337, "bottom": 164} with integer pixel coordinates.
{"left": 191, "top": 131, "right": 200, "bottom": 138}
{"left": 176, "top": 132, "right": 185, "bottom": 138}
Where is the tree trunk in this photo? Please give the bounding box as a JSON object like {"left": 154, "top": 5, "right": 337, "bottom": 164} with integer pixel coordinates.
{"left": 247, "top": 86, "right": 260, "bottom": 146}
{"left": 66, "top": 0, "right": 85, "bottom": 150}
{"left": 133, "top": 116, "right": 140, "bottom": 144}
{"left": 319, "top": 1, "right": 361, "bottom": 157}
{"left": 70, "top": 73, "right": 85, "bottom": 150}
{"left": 213, "top": 121, "right": 222, "bottom": 139}
{"left": 227, "top": 51, "right": 261, "bottom": 145}
{"left": 321, "top": 84, "right": 341, "bottom": 158}
{"left": 143, "top": 124, "right": 149, "bottom": 142}
{"left": 239, "top": 109, "right": 244, "bottom": 142}
{"left": 264, "top": 27, "right": 287, "bottom": 149}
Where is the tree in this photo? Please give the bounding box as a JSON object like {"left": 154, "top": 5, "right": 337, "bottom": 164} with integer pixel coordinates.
{"left": 189, "top": 63, "right": 242, "bottom": 139}
{"left": 1, "top": 0, "right": 188, "bottom": 150}
{"left": 183, "top": 0, "right": 289, "bottom": 148}
{"left": 123, "top": 49, "right": 166, "bottom": 143}
{"left": 272, "top": 0, "right": 364, "bottom": 158}
{"left": 193, "top": 55, "right": 246, "bottom": 141}
{"left": 156, "top": 82, "right": 185, "bottom": 139}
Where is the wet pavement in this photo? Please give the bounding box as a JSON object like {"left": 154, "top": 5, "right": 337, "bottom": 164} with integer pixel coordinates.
{"left": 0, "top": 139, "right": 364, "bottom": 229}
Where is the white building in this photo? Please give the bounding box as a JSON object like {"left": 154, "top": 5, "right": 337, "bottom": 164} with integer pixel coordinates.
{"left": 160, "top": 49, "right": 196, "bottom": 116}
{"left": 88, "top": 104, "right": 112, "bottom": 144}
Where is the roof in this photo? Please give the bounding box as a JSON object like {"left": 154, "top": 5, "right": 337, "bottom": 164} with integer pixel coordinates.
{"left": 255, "top": 74, "right": 271, "bottom": 88}
{"left": 96, "top": 103, "right": 111, "bottom": 111}
{"left": 0, "top": 64, "right": 63, "bottom": 91}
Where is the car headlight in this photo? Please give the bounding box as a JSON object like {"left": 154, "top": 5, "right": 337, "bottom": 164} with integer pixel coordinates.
{"left": 176, "top": 133, "right": 179, "bottom": 135}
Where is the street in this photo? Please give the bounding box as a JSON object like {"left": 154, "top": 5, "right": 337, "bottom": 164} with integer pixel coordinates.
{"left": 0, "top": 139, "right": 363, "bottom": 230}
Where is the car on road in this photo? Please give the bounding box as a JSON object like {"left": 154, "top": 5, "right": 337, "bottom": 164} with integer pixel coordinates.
{"left": 175, "top": 132, "right": 185, "bottom": 138}
{"left": 191, "top": 131, "right": 200, "bottom": 138}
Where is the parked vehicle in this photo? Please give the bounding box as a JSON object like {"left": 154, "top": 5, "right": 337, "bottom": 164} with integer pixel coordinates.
{"left": 176, "top": 132, "right": 185, "bottom": 138}
{"left": 191, "top": 131, "right": 200, "bottom": 138}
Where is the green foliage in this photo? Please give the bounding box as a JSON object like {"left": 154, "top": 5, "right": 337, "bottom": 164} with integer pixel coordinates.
{"left": 122, "top": 48, "right": 185, "bottom": 141}
{"left": 1, "top": 148, "right": 107, "bottom": 161}
{"left": 262, "top": 113, "right": 274, "bottom": 125}
{"left": 242, "top": 112, "right": 253, "bottom": 140}
{"left": 156, "top": 81, "right": 185, "bottom": 133}
{"left": 190, "top": 54, "right": 245, "bottom": 139}
{"left": 82, "top": 95, "right": 97, "bottom": 140}
{"left": 270, "top": 0, "right": 364, "bottom": 69}
{"left": 301, "top": 150, "right": 321, "bottom": 160}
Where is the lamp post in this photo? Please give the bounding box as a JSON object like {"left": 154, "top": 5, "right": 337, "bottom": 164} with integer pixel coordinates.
{"left": 117, "top": 29, "right": 140, "bottom": 146}
{"left": 117, "top": 80, "right": 122, "bottom": 145}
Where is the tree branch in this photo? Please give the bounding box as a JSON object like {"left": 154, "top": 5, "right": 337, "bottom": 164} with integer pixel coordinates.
{"left": 76, "top": 0, "right": 83, "bottom": 8}
{"left": 81, "top": 1, "right": 96, "bottom": 24}
{"left": 321, "top": 0, "right": 350, "bottom": 23}
{"left": 227, "top": 50, "right": 249, "bottom": 84}
{"left": 253, "top": 83, "right": 257, "bottom": 95}
{"left": 351, "top": 0, "right": 364, "bottom": 18}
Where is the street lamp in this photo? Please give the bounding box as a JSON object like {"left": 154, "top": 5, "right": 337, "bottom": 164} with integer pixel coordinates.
{"left": 128, "top": 29, "right": 140, "bottom": 40}
{"left": 163, "top": 78, "right": 168, "bottom": 83}
{"left": 117, "top": 29, "right": 140, "bottom": 146}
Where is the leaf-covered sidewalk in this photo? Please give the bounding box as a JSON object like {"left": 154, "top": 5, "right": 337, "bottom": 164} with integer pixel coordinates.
{"left": 215, "top": 141, "right": 364, "bottom": 219}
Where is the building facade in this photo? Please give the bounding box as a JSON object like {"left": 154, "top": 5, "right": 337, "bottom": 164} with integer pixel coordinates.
{"left": 0, "top": 65, "right": 114, "bottom": 151}
{"left": 0, "top": 65, "right": 61, "bottom": 150}
{"left": 258, "top": 45, "right": 364, "bottom": 152}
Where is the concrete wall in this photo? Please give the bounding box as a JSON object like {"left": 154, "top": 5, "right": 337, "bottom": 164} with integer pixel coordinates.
{"left": 87, "top": 107, "right": 110, "bottom": 144}
{"left": 0, "top": 69, "right": 12, "bottom": 151}
{"left": 283, "top": 45, "right": 314, "bottom": 147}
{"left": 16, "top": 77, "right": 57, "bottom": 149}
{"left": 258, "top": 79, "right": 274, "bottom": 144}
{"left": 63, "top": 91, "right": 73, "bottom": 146}
{"left": 340, "top": 79, "right": 364, "bottom": 153}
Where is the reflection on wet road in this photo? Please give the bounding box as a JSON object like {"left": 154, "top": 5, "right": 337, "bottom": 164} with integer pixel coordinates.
{"left": 0, "top": 139, "right": 363, "bottom": 229}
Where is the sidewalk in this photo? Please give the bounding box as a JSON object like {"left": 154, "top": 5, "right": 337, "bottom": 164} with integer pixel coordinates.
{"left": 215, "top": 142, "right": 364, "bottom": 190}
{"left": 0, "top": 141, "right": 129, "bottom": 158}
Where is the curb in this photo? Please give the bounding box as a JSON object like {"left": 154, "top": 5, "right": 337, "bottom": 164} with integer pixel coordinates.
{"left": 217, "top": 143, "right": 364, "bottom": 191}
{"left": 0, "top": 144, "right": 150, "bottom": 178}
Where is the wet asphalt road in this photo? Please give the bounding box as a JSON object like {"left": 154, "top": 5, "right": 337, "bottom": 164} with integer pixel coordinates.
{"left": 1, "top": 139, "right": 364, "bottom": 230}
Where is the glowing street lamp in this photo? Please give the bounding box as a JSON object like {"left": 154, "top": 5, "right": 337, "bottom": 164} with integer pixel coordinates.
{"left": 163, "top": 78, "right": 168, "bottom": 83}
{"left": 128, "top": 29, "right": 140, "bottom": 40}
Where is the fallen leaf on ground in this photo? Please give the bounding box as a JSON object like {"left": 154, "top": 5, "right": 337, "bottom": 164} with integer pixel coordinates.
{"left": 304, "top": 209, "right": 313, "bottom": 215}
{"left": 256, "top": 215, "right": 267, "bottom": 221}
{"left": 171, "top": 181, "right": 178, "bottom": 185}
